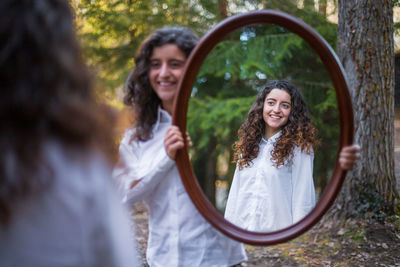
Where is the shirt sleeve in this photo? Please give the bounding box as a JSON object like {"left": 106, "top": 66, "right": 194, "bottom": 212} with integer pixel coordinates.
{"left": 224, "top": 164, "right": 240, "bottom": 223}
{"left": 291, "top": 148, "right": 316, "bottom": 224}
{"left": 87, "top": 152, "right": 142, "bottom": 267}
{"left": 112, "top": 131, "right": 175, "bottom": 206}
{"left": 93, "top": 177, "right": 142, "bottom": 267}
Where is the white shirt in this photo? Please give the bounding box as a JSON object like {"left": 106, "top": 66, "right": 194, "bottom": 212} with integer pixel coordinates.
{"left": 0, "top": 141, "right": 140, "bottom": 267}
{"left": 224, "top": 132, "right": 315, "bottom": 232}
{"left": 113, "top": 107, "right": 247, "bottom": 267}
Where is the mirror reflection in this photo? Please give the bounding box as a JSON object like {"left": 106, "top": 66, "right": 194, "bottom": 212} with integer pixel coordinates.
{"left": 187, "top": 24, "right": 339, "bottom": 232}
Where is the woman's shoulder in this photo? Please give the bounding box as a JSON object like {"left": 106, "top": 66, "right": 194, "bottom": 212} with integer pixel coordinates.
{"left": 118, "top": 127, "right": 138, "bottom": 146}
{"left": 294, "top": 144, "right": 315, "bottom": 157}
{"left": 43, "top": 140, "right": 111, "bottom": 187}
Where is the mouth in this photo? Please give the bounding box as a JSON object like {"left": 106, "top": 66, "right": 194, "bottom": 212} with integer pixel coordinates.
{"left": 158, "top": 81, "right": 175, "bottom": 87}
{"left": 269, "top": 114, "right": 282, "bottom": 119}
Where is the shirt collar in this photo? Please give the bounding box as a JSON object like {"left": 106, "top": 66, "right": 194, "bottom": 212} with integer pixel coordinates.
{"left": 154, "top": 106, "right": 172, "bottom": 131}
{"left": 261, "top": 131, "right": 281, "bottom": 144}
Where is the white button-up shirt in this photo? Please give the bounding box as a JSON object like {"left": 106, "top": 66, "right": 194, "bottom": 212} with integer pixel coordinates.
{"left": 0, "top": 141, "right": 140, "bottom": 267}
{"left": 113, "top": 107, "right": 247, "bottom": 267}
{"left": 224, "top": 132, "right": 316, "bottom": 232}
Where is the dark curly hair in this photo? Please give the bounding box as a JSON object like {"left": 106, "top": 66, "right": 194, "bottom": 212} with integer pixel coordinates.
{"left": 234, "top": 80, "right": 319, "bottom": 169}
{"left": 124, "top": 27, "right": 199, "bottom": 141}
{"left": 0, "top": 0, "right": 115, "bottom": 225}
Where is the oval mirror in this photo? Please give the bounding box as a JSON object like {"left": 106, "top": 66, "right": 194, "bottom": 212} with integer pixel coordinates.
{"left": 173, "top": 10, "right": 353, "bottom": 245}
{"left": 187, "top": 23, "right": 339, "bottom": 232}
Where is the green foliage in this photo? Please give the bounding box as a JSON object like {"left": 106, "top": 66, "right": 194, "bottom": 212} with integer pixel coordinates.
{"left": 188, "top": 96, "right": 255, "bottom": 151}
{"left": 73, "top": 0, "right": 342, "bottom": 203}
{"left": 351, "top": 228, "right": 366, "bottom": 242}
{"left": 355, "top": 180, "right": 392, "bottom": 223}
{"left": 72, "top": 0, "right": 215, "bottom": 95}
{"left": 188, "top": 96, "right": 255, "bottom": 187}
{"left": 72, "top": 0, "right": 338, "bottom": 96}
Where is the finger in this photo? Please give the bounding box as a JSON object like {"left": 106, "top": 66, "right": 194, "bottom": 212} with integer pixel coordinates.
{"left": 168, "top": 140, "right": 185, "bottom": 151}
{"left": 165, "top": 133, "right": 184, "bottom": 147}
{"left": 187, "top": 137, "right": 193, "bottom": 147}
{"left": 166, "top": 125, "right": 182, "bottom": 136}
{"left": 185, "top": 132, "right": 193, "bottom": 147}
{"left": 341, "top": 144, "right": 360, "bottom": 153}
{"left": 340, "top": 152, "right": 360, "bottom": 160}
{"left": 166, "top": 128, "right": 183, "bottom": 141}
{"left": 166, "top": 140, "right": 185, "bottom": 159}
{"left": 340, "top": 145, "right": 360, "bottom": 158}
{"left": 339, "top": 157, "right": 358, "bottom": 170}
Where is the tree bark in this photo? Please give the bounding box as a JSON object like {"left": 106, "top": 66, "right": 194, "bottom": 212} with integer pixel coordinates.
{"left": 194, "top": 137, "right": 217, "bottom": 205}
{"left": 218, "top": 0, "right": 228, "bottom": 20}
{"left": 304, "top": 0, "right": 315, "bottom": 10}
{"left": 333, "top": 0, "right": 398, "bottom": 219}
{"left": 318, "top": 0, "right": 327, "bottom": 16}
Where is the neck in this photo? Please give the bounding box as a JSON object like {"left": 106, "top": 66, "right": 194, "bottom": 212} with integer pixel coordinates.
{"left": 264, "top": 128, "right": 278, "bottom": 139}
{"left": 162, "top": 102, "right": 173, "bottom": 115}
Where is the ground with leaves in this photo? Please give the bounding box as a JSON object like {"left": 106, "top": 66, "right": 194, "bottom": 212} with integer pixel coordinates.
{"left": 242, "top": 219, "right": 400, "bottom": 266}
{"left": 131, "top": 202, "right": 400, "bottom": 267}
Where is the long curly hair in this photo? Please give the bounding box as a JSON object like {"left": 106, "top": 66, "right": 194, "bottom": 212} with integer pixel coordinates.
{"left": 234, "top": 80, "right": 319, "bottom": 169}
{"left": 0, "top": 0, "right": 115, "bottom": 225}
{"left": 124, "top": 27, "right": 199, "bottom": 141}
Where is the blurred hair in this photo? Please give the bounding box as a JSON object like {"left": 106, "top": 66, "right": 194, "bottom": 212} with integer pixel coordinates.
{"left": 124, "top": 26, "right": 199, "bottom": 141}
{"left": 0, "top": 0, "right": 115, "bottom": 225}
{"left": 234, "top": 80, "right": 319, "bottom": 169}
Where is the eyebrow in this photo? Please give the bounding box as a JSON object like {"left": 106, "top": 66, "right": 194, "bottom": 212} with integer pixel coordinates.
{"left": 150, "top": 58, "right": 186, "bottom": 62}
{"left": 266, "top": 97, "right": 291, "bottom": 104}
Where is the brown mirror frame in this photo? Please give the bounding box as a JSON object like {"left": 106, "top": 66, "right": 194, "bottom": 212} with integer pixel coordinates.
{"left": 172, "top": 10, "right": 354, "bottom": 246}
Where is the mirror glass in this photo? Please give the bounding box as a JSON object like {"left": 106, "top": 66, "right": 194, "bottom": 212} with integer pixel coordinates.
{"left": 186, "top": 24, "right": 339, "bottom": 233}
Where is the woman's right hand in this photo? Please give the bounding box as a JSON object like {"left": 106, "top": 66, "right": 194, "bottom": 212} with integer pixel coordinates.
{"left": 164, "top": 126, "right": 185, "bottom": 160}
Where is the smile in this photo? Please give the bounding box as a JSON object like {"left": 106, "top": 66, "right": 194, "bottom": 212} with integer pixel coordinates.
{"left": 159, "top": 81, "right": 174, "bottom": 86}
{"left": 269, "top": 115, "right": 281, "bottom": 119}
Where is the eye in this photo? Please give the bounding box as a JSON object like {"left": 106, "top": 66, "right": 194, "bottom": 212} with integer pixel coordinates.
{"left": 169, "top": 60, "right": 184, "bottom": 68}
{"left": 282, "top": 103, "right": 291, "bottom": 109}
{"left": 150, "top": 60, "right": 160, "bottom": 69}
{"left": 267, "top": 100, "right": 275, "bottom": 106}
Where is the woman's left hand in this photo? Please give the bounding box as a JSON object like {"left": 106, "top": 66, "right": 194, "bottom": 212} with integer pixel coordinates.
{"left": 339, "top": 144, "right": 360, "bottom": 170}
{"left": 164, "top": 126, "right": 185, "bottom": 160}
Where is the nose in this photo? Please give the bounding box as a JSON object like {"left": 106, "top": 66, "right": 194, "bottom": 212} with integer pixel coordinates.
{"left": 159, "top": 63, "right": 169, "bottom": 77}
{"left": 272, "top": 104, "right": 281, "bottom": 113}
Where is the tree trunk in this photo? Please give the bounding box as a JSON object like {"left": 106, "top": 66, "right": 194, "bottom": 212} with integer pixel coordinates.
{"left": 205, "top": 138, "right": 217, "bottom": 205}
{"left": 218, "top": 0, "right": 228, "bottom": 20}
{"left": 318, "top": 0, "right": 327, "bottom": 16}
{"left": 332, "top": 0, "right": 398, "bottom": 219}
{"left": 194, "top": 137, "right": 217, "bottom": 205}
{"left": 304, "top": 0, "right": 315, "bottom": 10}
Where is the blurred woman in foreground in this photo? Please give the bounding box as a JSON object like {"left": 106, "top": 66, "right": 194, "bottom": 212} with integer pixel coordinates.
{"left": 0, "top": 0, "right": 140, "bottom": 266}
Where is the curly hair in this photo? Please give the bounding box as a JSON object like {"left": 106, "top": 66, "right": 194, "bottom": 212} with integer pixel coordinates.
{"left": 234, "top": 80, "right": 319, "bottom": 169}
{"left": 0, "top": 0, "right": 115, "bottom": 225}
{"left": 124, "top": 26, "right": 199, "bottom": 141}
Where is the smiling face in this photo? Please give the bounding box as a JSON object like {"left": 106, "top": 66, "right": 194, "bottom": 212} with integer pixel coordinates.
{"left": 263, "top": 88, "right": 292, "bottom": 139}
{"left": 149, "top": 44, "right": 187, "bottom": 114}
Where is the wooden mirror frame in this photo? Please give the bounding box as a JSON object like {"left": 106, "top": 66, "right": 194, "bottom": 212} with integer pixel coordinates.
{"left": 172, "top": 10, "right": 354, "bottom": 246}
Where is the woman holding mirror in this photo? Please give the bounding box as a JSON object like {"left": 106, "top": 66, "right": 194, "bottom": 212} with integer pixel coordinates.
{"left": 113, "top": 27, "right": 247, "bottom": 266}
{"left": 224, "top": 80, "right": 360, "bottom": 232}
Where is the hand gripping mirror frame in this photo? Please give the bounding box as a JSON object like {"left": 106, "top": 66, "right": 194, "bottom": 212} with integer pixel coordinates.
{"left": 172, "top": 10, "right": 354, "bottom": 246}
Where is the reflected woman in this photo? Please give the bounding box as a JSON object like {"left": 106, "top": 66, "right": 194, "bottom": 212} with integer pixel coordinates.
{"left": 224, "top": 80, "right": 320, "bottom": 232}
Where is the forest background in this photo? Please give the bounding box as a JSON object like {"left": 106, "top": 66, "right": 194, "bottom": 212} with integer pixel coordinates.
{"left": 71, "top": 0, "right": 400, "bottom": 265}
